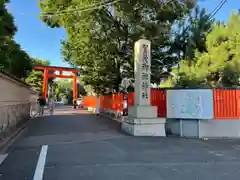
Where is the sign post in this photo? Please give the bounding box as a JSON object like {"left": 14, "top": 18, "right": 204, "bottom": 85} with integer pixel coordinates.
{"left": 121, "top": 39, "right": 166, "bottom": 136}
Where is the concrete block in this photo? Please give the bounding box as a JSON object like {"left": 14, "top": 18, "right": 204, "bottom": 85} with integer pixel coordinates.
{"left": 122, "top": 117, "right": 166, "bottom": 136}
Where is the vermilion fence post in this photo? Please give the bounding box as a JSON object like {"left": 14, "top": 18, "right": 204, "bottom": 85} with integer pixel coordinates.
{"left": 236, "top": 89, "right": 240, "bottom": 119}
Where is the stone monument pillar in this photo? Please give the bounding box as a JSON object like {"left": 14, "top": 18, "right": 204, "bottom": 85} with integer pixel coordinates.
{"left": 121, "top": 39, "right": 166, "bottom": 136}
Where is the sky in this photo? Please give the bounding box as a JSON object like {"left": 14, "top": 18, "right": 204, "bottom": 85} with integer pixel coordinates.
{"left": 7, "top": 0, "right": 237, "bottom": 67}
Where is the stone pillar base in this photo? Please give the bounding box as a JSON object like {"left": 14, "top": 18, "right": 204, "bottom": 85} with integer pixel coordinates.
{"left": 121, "top": 118, "right": 166, "bottom": 136}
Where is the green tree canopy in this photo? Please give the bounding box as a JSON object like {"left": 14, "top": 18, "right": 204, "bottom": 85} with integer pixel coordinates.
{"left": 175, "top": 12, "right": 240, "bottom": 88}
{"left": 170, "top": 6, "right": 214, "bottom": 62}
{"left": 0, "top": 0, "right": 17, "bottom": 38}
{"left": 39, "top": 0, "right": 195, "bottom": 94}
{"left": 0, "top": 0, "right": 32, "bottom": 78}
{"left": 25, "top": 59, "right": 51, "bottom": 91}
{"left": 53, "top": 79, "right": 87, "bottom": 102}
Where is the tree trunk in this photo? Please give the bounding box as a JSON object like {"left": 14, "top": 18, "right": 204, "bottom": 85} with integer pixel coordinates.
{"left": 114, "top": 59, "right": 121, "bottom": 93}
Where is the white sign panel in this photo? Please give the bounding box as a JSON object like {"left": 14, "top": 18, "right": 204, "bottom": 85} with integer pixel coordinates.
{"left": 167, "top": 89, "right": 214, "bottom": 119}
{"left": 134, "top": 39, "right": 151, "bottom": 106}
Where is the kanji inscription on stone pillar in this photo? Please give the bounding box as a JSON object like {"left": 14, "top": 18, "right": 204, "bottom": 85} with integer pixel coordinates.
{"left": 134, "top": 39, "right": 151, "bottom": 106}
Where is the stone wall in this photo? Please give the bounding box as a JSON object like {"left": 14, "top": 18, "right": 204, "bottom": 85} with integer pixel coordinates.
{"left": 0, "top": 71, "right": 32, "bottom": 137}
{"left": 29, "top": 90, "right": 39, "bottom": 114}
{"left": 0, "top": 103, "right": 30, "bottom": 134}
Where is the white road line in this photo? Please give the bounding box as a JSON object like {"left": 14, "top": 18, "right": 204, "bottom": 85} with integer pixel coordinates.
{"left": 33, "top": 145, "right": 48, "bottom": 180}
{"left": 0, "top": 154, "right": 8, "bottom": 165}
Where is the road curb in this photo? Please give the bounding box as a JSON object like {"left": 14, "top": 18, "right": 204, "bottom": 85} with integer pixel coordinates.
{"left": 99, "top": 113, "right": 123, "bottom": 123}
{"left": 0, "top": 118, "right": 31, "bottom": 153}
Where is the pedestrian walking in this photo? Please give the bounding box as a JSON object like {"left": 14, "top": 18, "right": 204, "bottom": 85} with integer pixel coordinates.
{"left": 37, "top": 96, "right": 46, "bottom": 116}
{"left": 48, "top": 96, "right": 55, "bottom": 115}
{"left": 73, "top": 99, "right": 77, "bottom": 109}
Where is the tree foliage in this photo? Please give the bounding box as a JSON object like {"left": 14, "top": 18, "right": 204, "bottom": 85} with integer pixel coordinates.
{"left": 0, "top": 0, "right": 32, "bottom": 78}
{"left": 170, "top": 5, "right": 214, "bottom": 62}
{"left": 0, "top": 0, "right": 16, "bottom": 38}
{"left": 175, "top": 12, "right": 240, "bottom": 88}
{"left": 39, "top": 0, "right": 196, "bottom": 94}
{"left": 53, "top": 79, "right": 87, "bottom": 102}
{"left": 25, "top": 59, "right": 50, "bottom": 91}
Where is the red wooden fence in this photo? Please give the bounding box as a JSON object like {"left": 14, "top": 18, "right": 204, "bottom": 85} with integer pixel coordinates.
{"left": 127, "top": 90, "right": 166, "bottom": 117}
{"left": 84, "top": 89, "right": 240, "bottom": 120}
{"left": 151, "top": 89, "right": 166, "bottom": 117}
{"left": 83, "top": 89, "right": 167, "bottom": 117}
{"left": 213, "top": 89, "right": 240, "bottom": 119}
{"left": 100, "top": 94, "right": 123, "bottom": 112}
{"left": 83, "top": 96, "right": 97, "bottom": 108}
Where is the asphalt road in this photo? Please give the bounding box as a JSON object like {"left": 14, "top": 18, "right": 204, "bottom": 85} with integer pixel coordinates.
{"left": 0, "top": 106, "right": 240, "bottom": 180}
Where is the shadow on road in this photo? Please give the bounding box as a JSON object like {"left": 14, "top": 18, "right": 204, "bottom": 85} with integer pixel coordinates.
{"left": 26, "top": 112, "right": 122, "bottom": 137}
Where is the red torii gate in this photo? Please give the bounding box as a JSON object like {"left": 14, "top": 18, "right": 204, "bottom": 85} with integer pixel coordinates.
{"left": 35, "top": 65, "right": 79, "bottom": 100}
